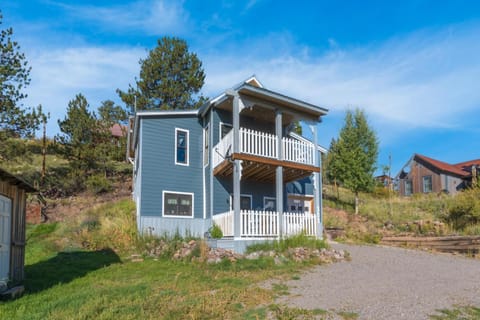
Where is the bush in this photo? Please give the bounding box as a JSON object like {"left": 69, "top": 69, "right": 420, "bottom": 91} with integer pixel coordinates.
{"left": 442, "top": 190, "right": 480, "bottom": 230}
{"left": 86, "top": 174, "right": 113, "bottom": 194}
{"left": 245, "top": 233, "right": 327, "bottom": 254}
{"left": 210, "top": 224, "right": 223, "bottom": 239}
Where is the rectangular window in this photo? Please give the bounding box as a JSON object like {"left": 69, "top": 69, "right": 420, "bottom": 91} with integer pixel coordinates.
{"left": 163, "top": 191, "right": 194, "bottom": 217}
{"left": 405, "top": 180, "right": 413, "bottom": 196}
{"left": 263, "top": 197, "right": 276, "bottom": 211}
{"left": 230, "top": 194, "right": 252, "bottom": 211}
{"left": 220, "top": 123, "right": 232, "bottom": 140}
{"left": 175, "top": 128, "right": 189, "bottom": 166}
{"left": 423, "top": 176, "right": 433, "bottom": 193}
{"left": 203, "top": 125, "right": 209, "bottom": 166}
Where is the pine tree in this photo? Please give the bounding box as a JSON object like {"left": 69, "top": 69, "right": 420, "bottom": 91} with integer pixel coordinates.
{"left": 117, "top": 37, "right": 206, "bottom": 111}
{"left": 0, "top": 11, "right": 43, "bottom": 139}
{"left": 331, "top": 109, "right": 379, "bottom": 214}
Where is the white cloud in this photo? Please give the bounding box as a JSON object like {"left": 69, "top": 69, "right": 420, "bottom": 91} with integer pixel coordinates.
{"left": 23, "top": 46, "right": 144, "bottom": 134}
{"left": 56, "top": 0, "right": 189, "bottom": 35}
{"left": 201, "top": 22, "right": 480, "bottom": 141}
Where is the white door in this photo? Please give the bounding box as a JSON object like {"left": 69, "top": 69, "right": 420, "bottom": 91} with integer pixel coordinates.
{"left": 0, "top": 195, "right": 11, "bottom": 282}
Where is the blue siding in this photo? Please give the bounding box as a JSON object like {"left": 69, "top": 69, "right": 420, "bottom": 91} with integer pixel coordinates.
{"left": 212, "top": 177, "right": 276, "bottom": 214}
{"left": 139, "top": 115, "right": 204, "bottom": 219}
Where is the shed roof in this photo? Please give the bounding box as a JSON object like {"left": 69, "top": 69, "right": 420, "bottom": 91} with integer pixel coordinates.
{"left": 0, "top": 167, "right": 36, "bottom": 192}
{"left": 414, "top": 154, "right": 469, "bottom": 177}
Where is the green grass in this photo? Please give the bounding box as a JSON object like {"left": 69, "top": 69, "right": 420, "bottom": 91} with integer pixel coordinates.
{"left": 430, "top": 306, "right": 480, "bottom": 319}
{"left": 245, "top": 233, "right": 328, "bottom": 253}
{"left": 1, "top": 198, "right": 354, "bottom": 319}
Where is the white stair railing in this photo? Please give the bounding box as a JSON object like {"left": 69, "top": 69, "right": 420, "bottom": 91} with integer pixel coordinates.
{"left": 212, "top": 211, "right": 234, "bottom": 237}
{"left": 212, "top": 130, "right": 233, "bottom": 168}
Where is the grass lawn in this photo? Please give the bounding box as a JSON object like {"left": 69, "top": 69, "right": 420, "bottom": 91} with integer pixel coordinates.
{"left": 0, "top": 200, "right": 355, "bottom": 320}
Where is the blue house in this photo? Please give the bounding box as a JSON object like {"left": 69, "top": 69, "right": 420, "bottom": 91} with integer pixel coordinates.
{"left": 128, "top": 77, "right": 328, "bottom": 252}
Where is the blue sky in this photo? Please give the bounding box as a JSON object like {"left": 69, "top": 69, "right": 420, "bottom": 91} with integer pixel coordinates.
{"left": 2, "top": 0, "right": 480, "bottom": 174}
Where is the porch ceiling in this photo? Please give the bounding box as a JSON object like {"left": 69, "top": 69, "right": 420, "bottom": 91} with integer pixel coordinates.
{"left": 213, "top": 153, "right": 318, "bottom": 183}
{"left": 216, "top": 97, "right": 297, "bottom": 125}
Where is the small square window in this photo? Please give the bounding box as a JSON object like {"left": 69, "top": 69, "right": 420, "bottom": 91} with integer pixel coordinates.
{"left": 163, "top": 192, "right": 193, "bottom": 217}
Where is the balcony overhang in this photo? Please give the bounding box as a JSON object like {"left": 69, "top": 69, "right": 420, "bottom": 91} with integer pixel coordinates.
{"left": 213, "top": 153, "right": 319, "bottom": 183}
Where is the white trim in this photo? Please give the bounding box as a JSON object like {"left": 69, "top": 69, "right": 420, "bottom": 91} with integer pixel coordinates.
{"left": 263, "top": 196, "right": 276, "bottom": 211}
{"left": 202, "top": 121, "right": 208, "bottom": 220}
{"left": 162, "top": 190, "right": 194, "bottom": 218}
{"left": 174, "top": 128, "right": 189, "bottom": 166}
{"left": 218, "top": 122, "right": 232, "bottom": 141}
{"left": 203, "top": 124, "right": 210, "bottom": 167}
{"left": 230, "top": 193, "right": 252, "bottom": 211}
{"left": 137, "top": 110, "right": 198, "bottom": 117}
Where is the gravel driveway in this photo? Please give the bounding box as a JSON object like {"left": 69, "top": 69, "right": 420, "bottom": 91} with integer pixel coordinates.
{"left": 279, "top": 243, "right": 480, "bottom": 319}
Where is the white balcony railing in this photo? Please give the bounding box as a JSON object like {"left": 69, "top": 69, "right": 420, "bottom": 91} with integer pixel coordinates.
{"left": 212, "top": 127, "right": 316, "bottom": 168}
{"left": 212, "top": 210, "right": 317, "bottom": 238}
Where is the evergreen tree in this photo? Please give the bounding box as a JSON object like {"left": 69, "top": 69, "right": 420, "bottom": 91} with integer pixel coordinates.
{"left": 98, "top": 100, "right": 128, "bottom": 125}
{"left": 0, "top": 11, "right": 43, "bottom": 139}
{"left": 330, "top": 109, "right": 379, "bottom": 214}
{"left": 56, "top": 94, "right": 101, "bottom": 175}
{"left": 117, "top": 37, "right": 206, "bottom": 111}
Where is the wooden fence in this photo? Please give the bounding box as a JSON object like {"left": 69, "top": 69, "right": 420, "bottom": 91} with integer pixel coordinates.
{"left": 381, "top": 235, "right": 480, "bottom": 254}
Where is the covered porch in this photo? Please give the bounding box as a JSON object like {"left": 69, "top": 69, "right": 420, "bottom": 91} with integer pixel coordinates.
{"left": 212, "top": 210, "right": 317, "bottom": 238}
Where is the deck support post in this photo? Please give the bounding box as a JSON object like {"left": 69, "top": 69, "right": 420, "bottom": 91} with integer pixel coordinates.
{"left": 309, "top": 122, "right": 323, "bottom": 239}
{"left": 275, "top": 110, "right": 284, "bottom": 237}
{"left": 228, "top": 89, "right": 242, "bottom": 239}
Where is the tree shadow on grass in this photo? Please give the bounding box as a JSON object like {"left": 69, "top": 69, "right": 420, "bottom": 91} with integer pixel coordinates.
{"left": 24, "top": 249, "right": 121, "bottom": 294}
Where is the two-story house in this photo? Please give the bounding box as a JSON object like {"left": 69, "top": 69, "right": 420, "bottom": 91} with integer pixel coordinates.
{"left": 128, "top": 77, "right": 328, "bottom": 252}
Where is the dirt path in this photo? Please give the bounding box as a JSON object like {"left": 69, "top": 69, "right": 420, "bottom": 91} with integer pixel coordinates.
{"left": 279, "top": 243, "right": 480, "bottom": 319}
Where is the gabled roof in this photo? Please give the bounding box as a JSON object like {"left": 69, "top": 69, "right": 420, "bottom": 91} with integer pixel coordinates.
{"left": 198, "top": 75, "right": 328, "bottom": 118}
{"left": 414, "top": 154, "right": 470, "bottom": 177}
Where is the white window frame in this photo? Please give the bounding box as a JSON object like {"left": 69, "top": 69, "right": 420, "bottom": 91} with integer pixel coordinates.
{"left": 203, "top": 124, "right": 209, "bottom": 167}
{"left": 175, "top": 128, "right": 189, "bottom": 166}
{"left": 219, "top": 122, "right": 233, "bottom": 141}
{"left": 404, "top": 180, "right": 413, "bottom": 196}
{"left": 230, "top": 194, "right": 252, "bottom": 211}
{"left": 422, "top": 175, "right": 433, "bottom": 193}
{"left": 162, "top": 190, "right": 194, "bottom": 218}
{"left": 263, "top": 196, "right": 276, "bottom": 212}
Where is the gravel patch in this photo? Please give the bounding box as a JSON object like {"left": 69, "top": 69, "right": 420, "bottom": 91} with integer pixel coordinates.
{"left": 278, "top": 243, "right": 480, "bottom": 319}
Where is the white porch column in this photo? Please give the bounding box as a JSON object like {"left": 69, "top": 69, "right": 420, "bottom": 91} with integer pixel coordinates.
{"left": 309, "top": 122, "right": 323, "bottom": 239}
{"left": 275, "top": 110, "right": 284, "bottom": 237}
{"left": 227, "top": 90, "right": 242, "bottom": 239}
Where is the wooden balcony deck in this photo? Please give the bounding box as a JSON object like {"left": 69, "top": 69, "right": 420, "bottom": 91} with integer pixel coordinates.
{"left": 212, "top": 128, "right": 319, "bottom": 182}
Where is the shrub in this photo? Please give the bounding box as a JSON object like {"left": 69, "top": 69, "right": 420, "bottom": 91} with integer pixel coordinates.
{"left": 245, "top": 233, "right": 327, "bottom": 253}
{"left": 442, "top": 189, "right": 480, "bottom": 230}
{"left": 86, "top": 174, "right": 113, "bottom": 194}
{"left": 210, "top": 224, "right": 223, "bottom": 239}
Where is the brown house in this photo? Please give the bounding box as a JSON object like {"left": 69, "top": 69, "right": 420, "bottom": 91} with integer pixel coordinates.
{"left": 0, "top": 168, "right": 36, "bottom": 293}
{"left": 395, "top": 154, "right": 480, "bottom": 196}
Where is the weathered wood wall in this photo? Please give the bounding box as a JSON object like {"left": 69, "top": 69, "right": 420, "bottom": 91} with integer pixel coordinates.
{"left": 0, "top": 180, "right": 27, "bottom": 282}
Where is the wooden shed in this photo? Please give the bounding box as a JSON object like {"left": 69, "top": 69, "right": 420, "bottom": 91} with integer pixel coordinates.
{"left": 0, "top": 167, "right": 36, "bottom": 292}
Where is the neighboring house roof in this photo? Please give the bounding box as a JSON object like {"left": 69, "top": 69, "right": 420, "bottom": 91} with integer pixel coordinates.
{"left": 110, "top": 124, "right": 127, "bottom": 138}
{"left": 454, "top": 159, "right": 480, "bottom": 177}
{"left": 0, "top": 167, "right": 36, "bottom": 192}
{"left": 396, "top": 153, "right": 479, "bottom": 179}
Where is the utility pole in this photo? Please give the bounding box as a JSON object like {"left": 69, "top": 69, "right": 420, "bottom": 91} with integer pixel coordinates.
{"left": 41, "top": 113, "right": 47, "bottom": 187}
{"left": 389, "top": 153, "right": 393, "bottom": 217}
